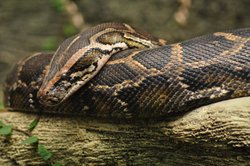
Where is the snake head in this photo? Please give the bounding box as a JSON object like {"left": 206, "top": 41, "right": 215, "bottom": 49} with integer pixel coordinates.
{"left": 37, "top": 23, "right": 166, "bottom": 106}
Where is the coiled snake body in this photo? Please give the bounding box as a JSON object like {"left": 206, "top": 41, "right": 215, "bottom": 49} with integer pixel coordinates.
{"left": 3, "top": 23, "right": 250, "bottom": 119}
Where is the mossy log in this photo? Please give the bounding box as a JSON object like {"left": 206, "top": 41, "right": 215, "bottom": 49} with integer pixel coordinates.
{"left": 0, "top": 97, "right": 250, "bottom": 165}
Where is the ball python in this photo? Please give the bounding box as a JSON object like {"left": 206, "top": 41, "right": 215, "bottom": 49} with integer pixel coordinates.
{"left": 3, "top": 23, "right": 250, "bottom": 119}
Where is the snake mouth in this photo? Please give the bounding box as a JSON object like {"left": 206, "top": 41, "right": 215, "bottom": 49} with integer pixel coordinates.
{"left": 37, "top": 74, "right": 87, "bottom": 106}
{"left": 38, "top": 96, "right": 60, "bottom": 106}
{"left": 37, "top": 88, "right": 66, "bottom": 106}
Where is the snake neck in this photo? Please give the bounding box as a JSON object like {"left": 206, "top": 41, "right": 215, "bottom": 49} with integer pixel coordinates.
{"left": 37, "top": 22, "right": 166, "bottom": 106}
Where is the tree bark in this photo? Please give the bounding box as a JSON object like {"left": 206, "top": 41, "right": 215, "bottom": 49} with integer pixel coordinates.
{"left": 0, "top": 97, "right": 250, "bottom": 166}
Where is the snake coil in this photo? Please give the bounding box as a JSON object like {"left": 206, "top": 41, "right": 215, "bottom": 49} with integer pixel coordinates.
{"left": 3, "top": 23, "right": 250, "bottom": 119}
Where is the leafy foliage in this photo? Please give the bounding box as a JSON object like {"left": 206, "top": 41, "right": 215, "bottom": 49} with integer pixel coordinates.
{"left": 63, "top": 23, "right": 78, "bottom": 37}
{"left": 42, "top": 37, "right": 58, "bottom": 51}
{"left": 0, "top": 103, "right": 4, "bottom": 110}
{"left": 38, "top": 144, "right": 53, "bottom": 160}
{"left": 50, "top": 0, "right": 65, "bottom": 12}
{"left": 0, "top": 120, "right": 5, "bottom": 127}
{"left": 21, "top": 136, "right": 38, "bottom": 145}
{"left": 0, "top": 118, "right": 61, "bottom": 164}
{"left": 27, "top": 119, "right": 39, "bottom": 131}
{"left": 53, "top": 162, "right": 62, "bottom": 166}
{"left": 0, "top": 125, "right": 13, "bottom": 135}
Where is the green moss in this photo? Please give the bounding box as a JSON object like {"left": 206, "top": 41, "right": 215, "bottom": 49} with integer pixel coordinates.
{"left": 50, "top": 0, "right": 65, "bottom": 12}
{"left": 42, "top": 37, "right": 58, "bottom": 51}
{"left": 0, "top": 103, "right": 4, "bottom": 110}
{"left": 63, "top": 23, "right": 78, "bottom": 37}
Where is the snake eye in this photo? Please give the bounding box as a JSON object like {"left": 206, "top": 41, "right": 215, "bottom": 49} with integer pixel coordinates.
{"left": 61, "top": 73, "right": 68, "bottom": 80}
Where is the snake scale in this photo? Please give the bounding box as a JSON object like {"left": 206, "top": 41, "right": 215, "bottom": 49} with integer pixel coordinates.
{"left": 3, "top": 23, "right": 250, "bottom": 119}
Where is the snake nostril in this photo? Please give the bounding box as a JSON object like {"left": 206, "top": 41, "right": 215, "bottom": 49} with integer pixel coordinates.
{"left": 37, "top": 95, "right": 45, "bottom": 104}
{"left": 37, "top": 90, "right": 49, "bottom": 104}
{"left": 37, "top": 91, "right": 61, "bottom": 106}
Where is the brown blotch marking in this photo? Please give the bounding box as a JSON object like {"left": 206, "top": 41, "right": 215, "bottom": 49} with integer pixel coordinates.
{"left": 136, "top": 82, "right": 172, "bottom": 111}
{"left": 74, "top": 49, "right": 101, "bottom": 69}
{"left": 203, "top": 71, "right": 247, "bottom": 87}
{"left": 215, "top": 35, "right": 249, "bottom": 57}
{"left": 123, "top": 23, "right": 167, "bottom": 45}
{"left": 232, "top": 89, "right": 249, "bottom": 98}
{"left": 112, "top": 80, "right": 138, "bottom": 96}
{"left": 108, "top": 50, "right": 163, "bottom": 81}
{"left": 186, "top": 36, "right": 250, "bottom": 69}
{"left": 213, "top": 32, "right": 248, "bottom": 41}
{"left": 108, "top": 50, "right": 161, "bottom": 74}
{"left": 171, "top": 43, "right": 183, "bottom": 62}
{"left": 128, "top": 59, "right": 149, "bottom": 72}
{"left": 97, "top": 31, "right": 124, "bottom": 45}
{"left": 163, "top": 43, "right": 185, "bottom": 80}
{"left": 164, "top": 43, "right": 183, "bottom": 69}
{"left": 107, "top": 50, "right": 142, "bottom": 65}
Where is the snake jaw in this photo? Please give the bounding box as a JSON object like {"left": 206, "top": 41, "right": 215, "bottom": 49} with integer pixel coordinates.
{"left": 37, "top": 52, "right": 112, "bottom": 106}
{"left": 38, "top": 89, "right": 63, "bottom": 106}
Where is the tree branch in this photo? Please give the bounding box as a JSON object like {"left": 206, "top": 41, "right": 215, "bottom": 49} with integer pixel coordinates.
{"left": 0, "top": 97, "right": 250, "bottom": 165}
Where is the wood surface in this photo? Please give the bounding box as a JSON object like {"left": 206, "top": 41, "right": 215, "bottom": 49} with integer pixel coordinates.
{"left": 0, "top": 97, "right": 250, "bottom": 165}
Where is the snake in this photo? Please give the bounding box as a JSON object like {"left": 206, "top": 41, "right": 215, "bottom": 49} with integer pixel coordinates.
{"left": 3, "top": 23, "right": 250, "bottom": 119}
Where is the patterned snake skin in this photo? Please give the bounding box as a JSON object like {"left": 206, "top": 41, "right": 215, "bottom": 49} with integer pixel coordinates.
{"left": 3, "top": 23, "right": 250, "bottom": 119}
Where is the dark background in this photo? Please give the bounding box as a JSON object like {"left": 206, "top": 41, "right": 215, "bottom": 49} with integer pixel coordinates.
{"left": 0, "top": 0, "right": 250, "bottom": 103}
